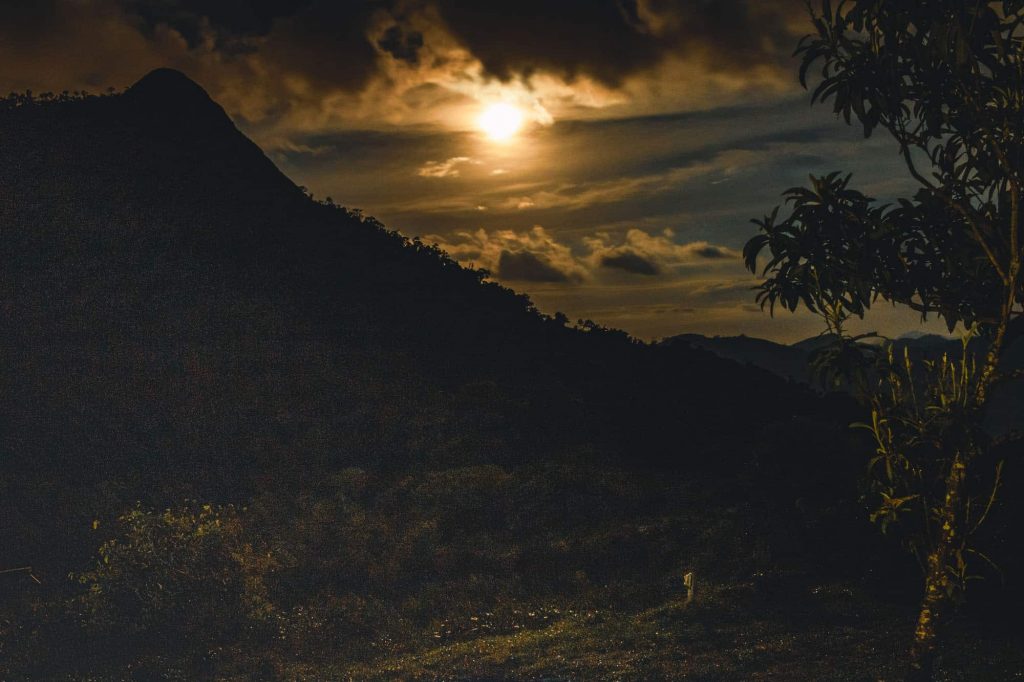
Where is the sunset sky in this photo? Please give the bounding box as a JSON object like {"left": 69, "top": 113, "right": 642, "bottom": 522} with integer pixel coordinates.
{"left": 0, "top": 0, "right": 947, "bottom": 342}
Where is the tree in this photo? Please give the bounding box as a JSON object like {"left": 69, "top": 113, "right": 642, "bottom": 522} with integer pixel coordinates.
{"left": 744, "top": 2, "right": 1024, "bottom": 679}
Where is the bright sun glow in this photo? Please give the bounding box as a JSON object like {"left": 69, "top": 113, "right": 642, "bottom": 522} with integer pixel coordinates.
{"left": 479, "top": 103, "right": 524, "bottom": 141}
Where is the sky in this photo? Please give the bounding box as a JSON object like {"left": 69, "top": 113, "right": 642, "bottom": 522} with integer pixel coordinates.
{"left": 0, "top": 0, "right": 949, "bottom": 342}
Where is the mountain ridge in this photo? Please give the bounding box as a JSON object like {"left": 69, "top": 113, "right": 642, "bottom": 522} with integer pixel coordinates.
{"left": 666, "top": 330, "right": 1023, "bottom": 435}
{"left": 0, "top": 68, "right": 830, "bottom": 486}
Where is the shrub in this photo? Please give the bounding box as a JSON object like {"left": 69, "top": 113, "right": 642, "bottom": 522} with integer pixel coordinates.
{"left": 71, "top": 503, "right": 276, "bottom": 670}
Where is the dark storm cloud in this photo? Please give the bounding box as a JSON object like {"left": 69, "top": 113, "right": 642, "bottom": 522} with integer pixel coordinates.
{"left": 122, "top": 0, "right": 296, "bottom": 47}
{"left": 122, "top": 0, "right": 385, "bottom": 90}
{"left": 0, "top": 0, "right": 58, "bottom": 25}
{"left": 1, "top": 0, "right": 805, "bottom": 99}
{"left": 150, "top": 0, "right": 802, "bottom": 90}
{"left": 0, "top": 0, "right": 390, "bottom": 98}
{"left": 433, "top": 0, "right": 804, "bottom": 86}
{"left": 0, "top": 0, "right": 60, "bottom": 46}
{"left": 377, "top": 24, "right": 424, "bottom": 65}
{"left": 259, "top": 4, "right": 383, "bottom": 92}
{"left": 432, "top": 0, "right": 661, "bottom": 86}
{"left": 497, "top": 250, "right": 572, "bottom": 283}
{"left": 8, "top": 1, "right": 308, "bottom": 59}
{"left": 600, "top": 251, "right": 660, "bottom": 275}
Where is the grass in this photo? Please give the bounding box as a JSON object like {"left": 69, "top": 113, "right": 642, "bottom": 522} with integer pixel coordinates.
{"left": 297, "top": 579, "right": 1022, "bottom": 681}
{"left": 7, "top": 465, "right": 1023, "bottom": 680}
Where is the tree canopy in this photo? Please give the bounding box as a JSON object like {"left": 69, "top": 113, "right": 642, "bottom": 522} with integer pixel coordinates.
{"left": 745, "top": 0, "right": 1024, "bottom": 335}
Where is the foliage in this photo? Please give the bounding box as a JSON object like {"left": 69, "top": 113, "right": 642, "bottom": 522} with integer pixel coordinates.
{"left": 0, "top": 87, "right": 120, "bottom": 111}
{"left": 745, "top": 1, "right": 1024, "bottom": 677}
{"left": 746, "top": 1, "right": 1024, "bottom": 333}
{"left": 71, "top": 504, "right": 276, "bottom": 656}
{"left": 1, "top": 462, "right": 798, "bottom": 678}
{"left": 858, "top": 338, "right": 1001, "bottom": 570}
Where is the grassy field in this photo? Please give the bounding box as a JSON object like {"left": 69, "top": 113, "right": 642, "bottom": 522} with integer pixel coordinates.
{"left": 329, "top": 580, "right": 1022, "bottom": 681}
{"left": 6, "top": 463, "right": 1024, "bottom": 680}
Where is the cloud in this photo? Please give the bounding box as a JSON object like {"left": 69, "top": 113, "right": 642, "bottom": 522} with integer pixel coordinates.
{"left": 690, "top": 244, "right": 734, "bottom": 259}
{"left": 497, "top": 250, "right": 572, "bottom": 283}
{"left": 255, "top": 4, "right": 383, "bottom": 93}
{"left": 417, "top": 156, "right": 473, "bottom": 178}
{"left": 677, "top": 241, "right": 741, "bottom": 260}
{"left": 122, "top": 0, "right": 307, "bottom": 45}
{"left": 120, "top": 1, "right": 383, "bottom": 90}
{"left": 429, "top": 224, "right": 740, "bottom": 287}
{"left": 427, "top": 225, "right": 586, "bottom": 283}
{"left": 0, "top": 0, "right": 811, "bottom": 138}
{"left": 689, "top": 279, "right": 758, "bottom": 304}
{"left": 600, "top": 251, "right": 660, "bottom": 276}
{"left": 377, "top": 24, "right": 424, "bottom": 66}
{"left": 489, "top": 150, "right": 768, "bottom": 214}
{"left": 585, "top": 228, "right": 740, "bottom": 276}
{"left": 432, "top": 0, "right": 804, "bottom": 87}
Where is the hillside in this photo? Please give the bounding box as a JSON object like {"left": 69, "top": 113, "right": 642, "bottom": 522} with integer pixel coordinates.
{"left": 0, "top": 69, "right": 823, "bottom": 477}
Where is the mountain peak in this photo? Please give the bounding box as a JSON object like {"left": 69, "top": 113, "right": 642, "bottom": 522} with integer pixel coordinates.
{"left": 124, "top": 68, "right": 233, "bottom": 134}
{"left": 126, "top": 69, "right": 216, "bottom": 109}
{"left": 129, "top": 68, "right": 207, "bottom": 97}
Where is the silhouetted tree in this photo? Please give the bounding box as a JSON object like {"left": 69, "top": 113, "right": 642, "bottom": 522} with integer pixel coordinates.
{"left": 745, "top": 2, "right": 1024, "bottom": 679}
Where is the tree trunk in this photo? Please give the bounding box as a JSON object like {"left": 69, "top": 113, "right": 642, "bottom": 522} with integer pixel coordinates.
{"left": 906, "top": 457, "right": 966, "bottom": 682}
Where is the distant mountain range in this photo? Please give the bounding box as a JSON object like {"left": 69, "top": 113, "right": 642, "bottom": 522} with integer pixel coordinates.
{"left": 666, "top": 333, "right": 820, "bottom": 384}
{"left": 663, "top": 331, "right": 1023, "bottom": 435}
{"left": 664, "top": 332, "right": 968, "bottom": 383}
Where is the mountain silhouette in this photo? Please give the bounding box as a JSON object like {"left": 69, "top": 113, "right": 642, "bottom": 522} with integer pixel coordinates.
{"left": 668, "top": 331, "right": 1023, "bottom": 435}
{"left": 666, "top": 333, "right": 814, "bottom": 383}
{"left": 0, "top": 70, "right": 837, "bottom": 576}
{"left": 125, "top": 68, "right": 235, "bottom": 125}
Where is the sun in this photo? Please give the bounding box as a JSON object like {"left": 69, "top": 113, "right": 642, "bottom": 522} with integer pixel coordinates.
{"left": 479, "top": 102, "right": 524, "bottom": 142}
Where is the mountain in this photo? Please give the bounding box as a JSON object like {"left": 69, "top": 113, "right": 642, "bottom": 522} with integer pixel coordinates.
{"left": 667, "top": 333, "right": 814, "bottom": 383}
{"left": 666, "top": 331, "right": 1023, "bottom": 436}
{"left": 664, "top": 332, "right": 975, "bottom": 386}
{"left": 0, "top": 70, "right": 836, "bottom": 568}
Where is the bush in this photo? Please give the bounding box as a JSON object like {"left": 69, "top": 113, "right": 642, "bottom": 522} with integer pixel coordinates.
{"left": 71, "top": 503, "right": 276, "bottom": 671}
